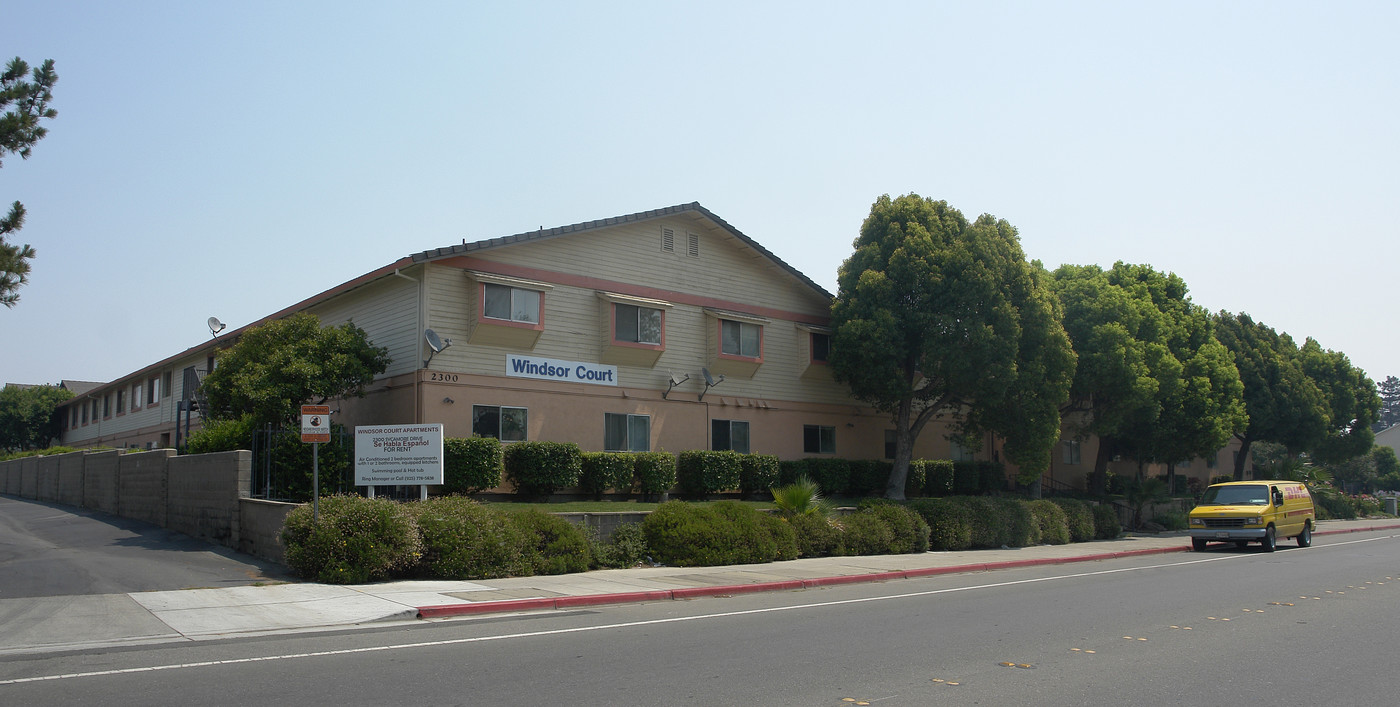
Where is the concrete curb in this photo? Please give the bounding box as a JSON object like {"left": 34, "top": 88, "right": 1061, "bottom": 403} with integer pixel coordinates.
{"left": 417, "top": 521, "right": 1400, "bottom": 620}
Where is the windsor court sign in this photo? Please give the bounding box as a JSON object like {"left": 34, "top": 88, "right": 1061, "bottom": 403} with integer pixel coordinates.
{"left": 354, "top": 423, "right": 445, "bottom": 486}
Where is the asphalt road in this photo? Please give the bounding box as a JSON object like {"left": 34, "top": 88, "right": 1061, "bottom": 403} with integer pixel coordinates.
{"left": 3, "top": 527, "right": 1397, "bottom": 705}
{"left": 0, "top": 495, "right": 291, "bottom": 599}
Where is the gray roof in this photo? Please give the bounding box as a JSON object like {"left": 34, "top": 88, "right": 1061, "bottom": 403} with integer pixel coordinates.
{"left": 411, "top": 202, "right": 833, "bottom": 300}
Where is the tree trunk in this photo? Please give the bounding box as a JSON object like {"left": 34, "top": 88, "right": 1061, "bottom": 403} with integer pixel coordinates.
{"left": 1233, "top": 437, "right": 1252, "bottom": 481}
{"left": 1089, "top": 437, "right": 1114, "bottom": 495}
{"left": 885, "top": 404, "right": 914, "bottom": 501}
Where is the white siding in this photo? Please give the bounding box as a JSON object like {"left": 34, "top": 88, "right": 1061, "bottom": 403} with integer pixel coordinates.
{"left": 310, "top": 273, "right": 421, "bottom": 378}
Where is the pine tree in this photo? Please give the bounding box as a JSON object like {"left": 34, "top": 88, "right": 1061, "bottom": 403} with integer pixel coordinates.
{"left": 1, "top": 56, "right": 59, "bottom": 308}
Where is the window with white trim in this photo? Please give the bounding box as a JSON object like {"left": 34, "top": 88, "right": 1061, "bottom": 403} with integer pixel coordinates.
{"left": 803, "top": 424, "right": 835, "bottom": 454}
{"left": 605, "top": 413, "right": 650, "bottom": 452}
{"left": 810, "top": 332, "right": 831, "bottom": 363}
{"left": 721, "top": 319, "right": 761, "bottom": 358}
{"left": 712, "top": 420, "right": 750, "bottom": 454}
{"left": 472, "top": 405, "right": 527, "bottom": 441}
{"left": 148, "top": 376, "right": 160, "bottom": 405}
{"left": 116, "top": 390, "right": 125, "bottom": 414}
{"left": 132, "top": 383, "right": 142, "bottom": 410}
{"left": 483, "top": 283, "right": 541, "bottom": 324}
{"left": 615, "top": 303, "right": 662, "bottom": 345}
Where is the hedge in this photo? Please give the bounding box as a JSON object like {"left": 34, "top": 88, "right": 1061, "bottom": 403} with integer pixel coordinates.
{"left": 411, "top": 496, "right": 528, "bottom": 579}
{"left": 642, "top": 501, "right": 795, "bottom": 566}
{"left": 1049, "top": 497, "right": 1097, "bottom": 542}
{"left": 1027, "top": 499, "right": 1071, "bottom": 545}
{"left": 633, "top": 452, "right": 677, "bottom": 498}
{"left": 281, "top": 494, "right": 422, "bottom": 584}
{"left": 579, "top": 452, "right": 635, "bottom": 500}
{"left": 739, "top": 454, "right": 781, "bottom": 498}
{"left": 443, "top": 437, "right": 503, "bottom": 494}
{"left": 503, "top": 441, "right": 582, "bottom": 498}
{"left": 676, "top": 450, "right": 742, "bottom": 499}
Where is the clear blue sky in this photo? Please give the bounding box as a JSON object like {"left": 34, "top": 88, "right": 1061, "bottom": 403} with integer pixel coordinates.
{"left": 2, "top": 1, "right": 1396, "bottom": 388}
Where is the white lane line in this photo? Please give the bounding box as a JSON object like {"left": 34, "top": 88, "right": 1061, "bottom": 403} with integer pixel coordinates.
{"left": 4, "top": 533, "right": 1395, "bottom": 686}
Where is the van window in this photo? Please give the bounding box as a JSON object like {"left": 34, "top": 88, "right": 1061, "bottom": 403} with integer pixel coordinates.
{"left": 1199, "top": 484, "right": 1269, "bottom": 506}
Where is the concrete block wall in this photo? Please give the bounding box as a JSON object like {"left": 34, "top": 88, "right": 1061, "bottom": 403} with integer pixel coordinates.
{"left": 167, "top": 450, "right": 245, "bottom": 545}
{"left": 56, "top": 453, "right": 84, "bottom": 506}
{"left": 0, "top": 459, "right": 15, "bottom": 495}
{"left": 118, "top": 450, "right": 171, "bottom": 527}
{"left": 35, "top": 456, "right": 60, "bottom": 502}
{"left": 238, "top": 498, "right": 297, "bottom": 564}
{"left": 19, "top": 457, "right": 38, "bottom": 499}
{"left": 82, "top": 450, "right": 121, "bottom": 515}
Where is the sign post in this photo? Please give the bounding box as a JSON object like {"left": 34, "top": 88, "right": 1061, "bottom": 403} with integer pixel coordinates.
{"left": 301, "top": 405, "right": 331, "bottom": 521}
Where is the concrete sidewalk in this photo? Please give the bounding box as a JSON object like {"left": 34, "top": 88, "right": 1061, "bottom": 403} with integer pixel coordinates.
{"left": 4, "top": 519, "right": 1398, "bottom": 657}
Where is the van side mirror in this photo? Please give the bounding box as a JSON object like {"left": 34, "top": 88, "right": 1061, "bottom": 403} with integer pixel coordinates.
{"left": 1272, "top": 489, "right": 1284, "bottom": 506}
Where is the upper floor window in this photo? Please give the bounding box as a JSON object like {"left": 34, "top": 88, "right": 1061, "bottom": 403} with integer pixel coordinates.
{"left": 116, "top": 390, "right": 125, "bottom": 414}
{"left": 483, "top": 282, "right": 541, "bottom": 324}
{"left": 148, "top": 376, "right": 160, "bottom": 405}
{"left": 103, "top": 395, "right": 112, "bottom": 418}
{"left": 810, "top": 332, "right": 831, "bottom": 363}
{"left": 1061, "top": 440, "right": 1081, "bottom": 465}
{"left": 721, "top": 319, "right": 761, "bottom": 358}
{"left": 951, "top": 439, "right": 976, "bottom": 462}
{"left": 131, "top": 383, "right": 142, "bottom": 410}
{"left": 615, "top": 303, "right": 662, "bottom": 345}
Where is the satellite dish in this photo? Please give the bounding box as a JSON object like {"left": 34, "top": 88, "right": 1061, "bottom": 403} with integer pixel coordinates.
{"left": 208, "top": 317, "right": 226, "bottom": 337}
{"left": 702, "top": 368, "right": 717, "bottom": 386}
{"left": 670, "top": 372, "right": 687, "bottom": 387}
{"left": 425, "top": 328, "right": 444, "bottom": 353}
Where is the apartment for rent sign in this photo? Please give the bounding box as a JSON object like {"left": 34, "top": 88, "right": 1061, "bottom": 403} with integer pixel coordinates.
{"left": 354, "top": 424, "right": 444, "bottom": 485}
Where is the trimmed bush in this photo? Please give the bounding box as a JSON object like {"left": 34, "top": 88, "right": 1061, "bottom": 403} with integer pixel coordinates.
{"left": 858, "top": 501, "right": 931, "bottom": 553}
{"left": 503, "top": 441, "right": 582, "bottom": 498}
{"left": 642, "top": 501, "right": 787, "bottom": 566}
{"left": 756, "top": 511, "right": 800, "bottom": 561}
{"left": 590, "top": 522, "right": 650, "bottom": 569}
{"left": 186, "top": 414, "right": 258, "bottom": 454}
{"left": 1152, "top": 510, "right": 1189, "bottom": 531}
{"left": 1092, "top": 503, "right": 1122, "bottom": 539}
{"left": 809, "top": 458, "right": 852, "bottom": 497}
{"left": 676, "top": 450, "right": 743, "bottom": 499}
{"left": 410, "top": 496, "right": 528, "bottom": 579}
{"left": 904, "top": 459, "right": 927, "bottom": 498}
{"left": 1049, "top": 498, "right": 1097, "bottom": 542}
{"left": 443, "top": 437, "right": 503, "bottom": 494}
{"left": 952, "top": 462, "right": 981, "bottom": 495}
{"left": 579, "top": 452, "right": 635, "bottom": 500}
{"left": 978, "top": 462, "right": 1007, "bottom": 494}
{"left": 778, "top": 459, "right": 806, "bottom": 486}
{"left": 282, "top": 494, "right": 422, "bottom": 584}
{"left": 908, "top": 498, "right": 974, "bottom": 551}
{"left": 959, "top": 496, "right": 1006, "bottom": 548}
{"left": 633, "top": 452, "right": 677, "bottom": 499}
{"left": 787, "top": 513, "right": 845, "bottom": 557}
{"left": 838, "top": 512, "right": 895, "bottom": 555}
{"left": 923, "top": 460, "right": 954, "bottom": 497}
{"left": 1028, "top": 499, "right": 1071, "bottom": 545}
{"left": 849, "top": 460, "right": 892, "bottom": 497}
{"left": 508, "top": 510, "right": 592, "bottom": 575}
{"left": 739, "top": 454, "right": 781, "bottom": 498}
{"left": 992, "top": 497, "right": 1039, "bottom": 547}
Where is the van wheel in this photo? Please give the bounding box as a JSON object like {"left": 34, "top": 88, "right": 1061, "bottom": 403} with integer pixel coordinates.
{"left": 1193, "top": 538, "right": 1208, "bottom": 552}
{"left": 1297, "top": 523, "right": 1312, "bottom": 548}
{"left": 1262, "top": 526, "right": 1277, "bottom": 552}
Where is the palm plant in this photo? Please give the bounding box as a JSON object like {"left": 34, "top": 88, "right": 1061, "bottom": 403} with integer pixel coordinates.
{"left": 770, "top": 476, "right": 833, "bottom": 518}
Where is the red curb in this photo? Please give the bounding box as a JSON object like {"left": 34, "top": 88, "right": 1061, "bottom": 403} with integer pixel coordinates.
{"left": 555, "top": 590, "right": 674, "bottom": 608}
{"left": 802, "top": 571, "right": 908, "bottom": 588}
{"left": 981, "top": 559, "right": 1054, "bottom": 571}
{"left": 418, "top": 598, "right": 557, "bottom": 618}
{"left": 903, "top": 565, "right": 977, "bottom": 578}
{"left": 671, "top": 580, "right": 806, "bottom": 599}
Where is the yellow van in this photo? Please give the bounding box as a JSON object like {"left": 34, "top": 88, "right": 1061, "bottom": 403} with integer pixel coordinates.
{"left": 1188, "top": 480, "right": 1315, "bottom": 552}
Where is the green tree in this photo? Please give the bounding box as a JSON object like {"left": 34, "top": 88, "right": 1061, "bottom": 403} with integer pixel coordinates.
{"left": 1052, "top": 263, "right": 1245, "bottom": 493}
{"left": 830, "top": 194, "right": 1075, "bottom": 500}
{"left": 1, "top": 56, "right": 58, "bottom": 308}
{"left": 1214, "top": 312, "right": 1329, "bottom": 479}
{"left": 0, "top": 383, "right": 72, "bottom": 452}
{"left": 199, "top": 312, "right": 391, "bottom": 431}
{"left": 1374, "top": 375, "right": 1400, "bottom": 432}
{"left": 1297, "top": 339, "right": 1380, "bottom": 466}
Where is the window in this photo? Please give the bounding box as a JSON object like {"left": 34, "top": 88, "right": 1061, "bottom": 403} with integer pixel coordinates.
{"left": 116, "top": 390, "right": 125, "bottom": 414}
{"left": 131, "top": 384, "right": 142, "bottom": 410}
{"left": 615, "top": 303, "right": 662, "bottom": 345}
{"left": 720, "top": 319, "right": 761, "bottom": 358}
{"left": 712, "top": 420, "right": 750, "bottom": 454}
{"left": 81, "top": 405, "right": 88, "bottom": 425}
{"left": 1176, "top": 460, "right": 1191, "bottom": 469}
{"left": 90, "top": 399, "right": 98, "bottom": 422}
{"left": 1061, "top": 440, "right": 1081, "bottom": 465}
{"left": 803, "top": 424, "right": 835, "bottom": 454}
{"left": 162, "top": 371, "right": 173, "bottom": 398}
{"left": 950, "top": 439, "right": 976, "bottom": 462}
{"left": 885, "top": 430, "right": 897, "bottom": 459}
{"left": 810, "top": 332, "right": 831, "bottom": 363}
{"left": 605, "top": 413, "right": 650, "bottom": 452}
{"left": 148, "top": 376, "right": 160, "bottom": 405}
{"left": 1206, "top": 454, "right": 1217, "bottom": 469}
{"left": 483, "top": 282, "right": 541, "bottom": 324}
{"left": 103, "top": 395, "right": 111, "bottom": 418}
{"left": 472, "top": 405, "right": 527, "bottom": 441}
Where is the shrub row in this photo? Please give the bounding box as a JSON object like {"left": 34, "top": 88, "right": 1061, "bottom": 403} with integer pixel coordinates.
{"left": 775, "top": 458, "right": 1006, "bottom": 498}
{"left": 640, "top": 500, "right": 931, "bottom": 565}
{"left": 906, "top": 496, "right": 1120, "bottom": 551}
